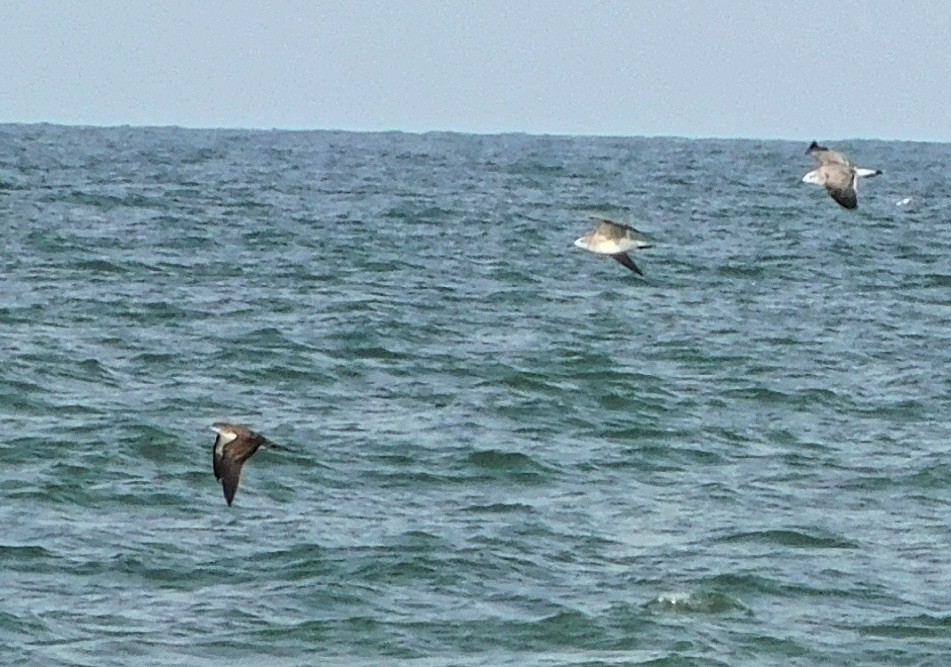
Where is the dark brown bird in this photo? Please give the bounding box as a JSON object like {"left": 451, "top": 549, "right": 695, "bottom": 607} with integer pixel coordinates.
{"left": 211, "top": 422, "right": 280, "bottom": 506}
{"left": 802, "top": 141, "right": 882, "bottom": 209}
{"left": 573, "top": 216, "right": 654, "bottom": 276}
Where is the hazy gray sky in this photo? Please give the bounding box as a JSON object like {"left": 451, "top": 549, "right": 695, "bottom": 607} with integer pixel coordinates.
{"left": 1, "top": 1, "right": 948, "bottom": 140}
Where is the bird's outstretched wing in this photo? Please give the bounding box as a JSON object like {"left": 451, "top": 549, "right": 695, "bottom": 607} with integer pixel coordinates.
{"left": 611, "top": 252, "right": 644, "bottom": 275}
{"left": 217, "top": 456, "right": 243, "bottom": 506}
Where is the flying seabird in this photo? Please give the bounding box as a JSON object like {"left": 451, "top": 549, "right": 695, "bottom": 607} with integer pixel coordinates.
{"left": 210, "top": 422, "right": 281, "bottom": 506}
{"left": 802, "top": 141, "right": 882, "bottom": 209}
{"left": 574, "top": 216, "right": 653, "bottom": 276}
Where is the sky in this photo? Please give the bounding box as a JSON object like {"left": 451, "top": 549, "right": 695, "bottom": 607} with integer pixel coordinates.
{"left": 1, "top": 1, "right": 949, "bottom": 141}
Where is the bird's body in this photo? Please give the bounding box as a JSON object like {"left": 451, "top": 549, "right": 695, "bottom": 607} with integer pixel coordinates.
{"left": 211, "top": 422, "right": 279, "bottom": 506}
{"left": 802, "top": 141, "right": 881, "bottom": 209}
{"left": 574, "top": 216, "right": 653, "bottom": 275}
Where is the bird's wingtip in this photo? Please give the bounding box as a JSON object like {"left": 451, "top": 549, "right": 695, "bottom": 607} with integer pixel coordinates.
{"left": 611, "top": 252, "right": 645, "bottom": 276}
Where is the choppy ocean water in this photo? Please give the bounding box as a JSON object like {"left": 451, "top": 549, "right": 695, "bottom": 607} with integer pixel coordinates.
{"left": 1, "top": 124, "right": 949, "bottom": 666}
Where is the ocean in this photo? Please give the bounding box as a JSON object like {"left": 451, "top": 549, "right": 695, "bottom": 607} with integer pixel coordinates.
{"left": 1, "top": 124, "right": 949, "bottom": 666}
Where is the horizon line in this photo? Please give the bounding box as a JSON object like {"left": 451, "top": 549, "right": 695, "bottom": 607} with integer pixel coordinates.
{"left": 1, "top": 119, "right": 947, "bottom": 144}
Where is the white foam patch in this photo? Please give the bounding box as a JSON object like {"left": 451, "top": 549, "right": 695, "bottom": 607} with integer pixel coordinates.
{"left": 655, "top": 591, "right": 692, "bottom": 606}
{"left": 648, "top": 590, "right": 748, "bottom": 615}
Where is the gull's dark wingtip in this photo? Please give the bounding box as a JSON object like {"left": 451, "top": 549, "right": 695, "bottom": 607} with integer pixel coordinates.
{"left": 828, "top": 187, "right": 858, "bottom": 209}
{"left": 221, "top": 478, "right": 235, "bottom": 506}
{"left": 612, "top": 252, "right": 644, "bottom": 276}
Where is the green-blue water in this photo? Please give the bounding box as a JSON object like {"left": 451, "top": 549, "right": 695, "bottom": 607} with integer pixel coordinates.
{"left": 1, "top": 124, "right": 949, "bottom": 666}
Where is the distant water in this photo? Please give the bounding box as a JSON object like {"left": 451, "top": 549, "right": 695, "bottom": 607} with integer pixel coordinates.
{"left": 1, "top": 124, "right": 950, "bottom": 666}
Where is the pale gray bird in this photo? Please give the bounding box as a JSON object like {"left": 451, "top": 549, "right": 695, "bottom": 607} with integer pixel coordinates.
{"left": 574, "top": 216, "right": 653, "bottom": 275}
{"left": 802, "top": 141, "right": 882, "bottom": 209}
{"left": 210, "top": 422, "right": 281, "bottom": 506}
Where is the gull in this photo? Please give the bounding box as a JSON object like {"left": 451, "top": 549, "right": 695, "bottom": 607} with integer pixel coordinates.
{"left": 210, "top": 422, "right": 281, "bottom": 506}
{"left": 802, "top": 141, "right": 882, "bottom": 209}
{"left": 574, "top": 216, "right": 653, "bottom": 276}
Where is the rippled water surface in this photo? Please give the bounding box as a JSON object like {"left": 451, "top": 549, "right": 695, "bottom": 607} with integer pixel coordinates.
{"left": 1, "top": 125, "right": 950, "bottom": 665}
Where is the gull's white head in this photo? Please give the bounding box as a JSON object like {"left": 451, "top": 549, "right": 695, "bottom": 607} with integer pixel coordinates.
{"left": 802, "top": 170, "right": 823, "bottom": 185}
{"left": 210, "top": 424, "right": 238, "bottom": 445}
{"left": 573, "top": 235, "right": 592, "bottom": 250}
